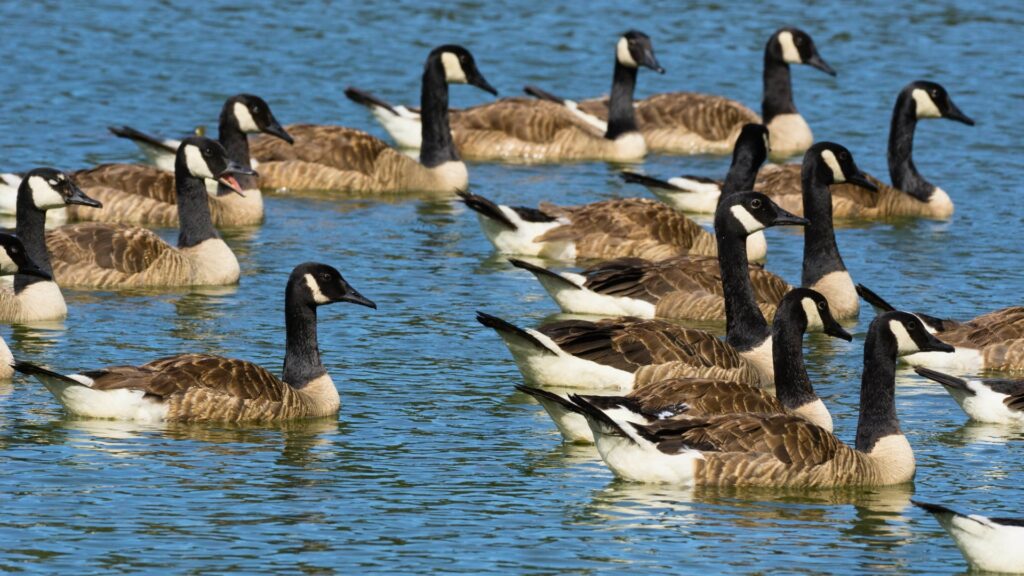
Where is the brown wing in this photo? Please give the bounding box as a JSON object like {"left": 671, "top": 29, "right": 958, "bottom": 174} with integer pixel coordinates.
{"left": 250, "top": 124, "right": 391, "bottom": 176}
{"left": 46, "top": 222, "right": 173, "bottom": 275}
{"left": 641, "top": 413, "right": 842, "bottom": 466}
{"left": 73, "top": 163, "right": 177, "bottom": 204}
{"left": 756, "top": 164, "right": 887, "bottom": 218}
{"left": 635, "top": 92, "right": 761, "bottom": 142}
{"left": 941, "top": 308, "right": 1024, "bottom": 347}
{"left": 88, "top": 353, "right": 288, "bottom": 401}
{"left": 451, "top": 98, "right": 604, "bottom": 143}
{"left": 628, "top": 378, "right": 785, "bottom": 417}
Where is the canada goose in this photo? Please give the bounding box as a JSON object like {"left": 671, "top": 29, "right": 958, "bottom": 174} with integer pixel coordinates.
{"left": 513, "top": 142, "right": 874, "bottom": 322}
{"left": 478, "top": 192, "right": 808, "bottom": 390}
{"left": 857, "top": 284, "right": 1024, "bottom": 371}
{"left": 346, "top": 31, "right": 662, "bottom": 163}
{"left": 74, "top": 94, "right": 293, "bottom": 227}
{"left": 45, "top": 137, "right": 253, "bottom": 289}
{"left": 15, "top": 262, "right": 376, "bottom": 422}
{"left": 517, "top": 287, "right": 852, "bottom": 443}
{"left": 246, "top": 45, "right": 496, "bottom": 194}
{"left": 571, "top": 311, "right": 954, "bottom": 486}
{"left": 913, "top": 500, "right": 1024, "bottom": 573}
{"left": 675, "top": 82, "right": 974, "bottom": 219}
{"left": 525, "top": 27, "right": 833, "bottom": 158}
{"left": 0, "top": 169, "right": 101, "bottom": 323}
{"left": 914, "top": 368, "right": 1024, "bottom": 424}
{"left": 0, "top": 233, "right": 53, "bottom": 379}
{"left": 0, "top": 174, "right": 68, "bottom": 225}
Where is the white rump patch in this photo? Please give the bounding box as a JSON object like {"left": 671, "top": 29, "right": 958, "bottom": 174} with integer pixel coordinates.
{"left": 888, "top": 320, "right": 918, "bottom": 354}
{"left": 233, "top": 102, "right": 259, "bottom": 133}
{"left": 820, "top": 150, "right": 845, "bottom": 182}
{"left": 184, "top": 145, "right": 215, "bottom": 179}
{"left": 801, "top": 297, "right": 825, "bottom": 331}
{"left": 616, "top": 37, "right": 638, "bottom": 68}
{"left": 911, "top": 89, "right": 942, "bottom": 119}
{"left": 440, "top": 52, "right": 468, "bottom": 83}
{"left": 778, "top": 31, "right": 801, "bottom": 64}
{"left": 729, "top": 205, "right": 764, "bottom": 234}
{"left": 27, "top": 176, "right": 65, "bottom": 209}
{"left": 304, "top": 274, "right": 330, "bottom": 304}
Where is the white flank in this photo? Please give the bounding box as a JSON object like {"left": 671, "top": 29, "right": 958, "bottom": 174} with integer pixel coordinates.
{"left": 531, "top": 392, "right": 593, "bottom": 443}
{"left": 650, "top": 178, "right": 721, "bottom": 213}
{"left": 902, "top": 346, "right": 983, "bottom": 372}
{"left": 953, "top": 380, "right": 1024, "bottom": 424}
{"left": 37, "top": 372, "right": 169, "bottom": 422}
{"left": 372, "top": 105, "right": 423, "bottom": 150}
{"left": 537, "top": 271, "right": 657, "bottom": 317}
{"left": 474, "top": 208, "right": 574, "bottom": 260}
{"left": 499, "top": 328, "right": 634, "bottom": 391}
{"left": 940, "top": 512, "right": 1024, "bottom": 573}
{"left": 590, "top": 418, "right": 702, "bottom": 484}
{"left": 562, "top": 100, "right": 609, "bottom": 133}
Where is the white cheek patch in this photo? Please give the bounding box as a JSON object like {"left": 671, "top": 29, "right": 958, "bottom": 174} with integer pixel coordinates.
{"left": 911, "top": 88, "right": 942, "bottom": 119}
{"left": 778, "top": 31, "right": 801, "bottom": 64}
{"left": 304, "top": 274, "right": 330, "bottom": 304}
{"left": 729, "top": 205, "right": 764, "bottom": 234}
{"left": 888, "top": 320, "right": 918, "bottom": 354}
{"left": 440, "top": 52, "right": 468, "bottom": 83}
{"left": 184, "top": 145, "right": 215, "bottom": 179}
{"left": 820, "top": 150, "right": 845, "bottom": 182}
{"left": 0, "top": 249, "right": 16, "bottom": 275}
{"left": 801, "top": 298, "right": 825, "bottom": 330}
{"left": 233, "top": 102, "right": 259, "bottom": 132}
{"left": 616, "top": 37, "right": 638, "bottom": 68}
{"left": 27, "top": 176, "right": 65, "bottom": 209}
{"left": 762, "top": 132, "right": 772, "bottom": 154}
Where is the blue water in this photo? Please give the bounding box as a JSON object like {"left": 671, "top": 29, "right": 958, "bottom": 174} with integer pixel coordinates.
{"left": 0, "top": 0, "right": 1021, "bottom": 573}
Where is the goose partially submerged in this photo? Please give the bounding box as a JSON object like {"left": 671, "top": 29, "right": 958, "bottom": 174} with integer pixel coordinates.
{"left": 518, "top": 288, "right": 852, "bottom": 443}
{"left": 913, "top": 500, "right": 1024, "bottom": 574}
{"left": 914, "top": 368, "right": 1024, "bottom": 424}
{"left": 571, "top": 311, "right": 953, "bottom": 486}
{"left": 16, "top": 262, "right": 376, "bottom": 422}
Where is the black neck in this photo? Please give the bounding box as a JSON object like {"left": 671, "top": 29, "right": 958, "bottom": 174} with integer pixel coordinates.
{"left": 282, "top": 288, "right": 327, "bottom": 387}
{"left": 762, "top": 52, "right": 796, "bottom": 123}
{"left": 604, "top": 61, "right": 640, "bottom": 140}
{"left": 855, "top": 325, "right": 900, "bottom": 452}
{"left": 800, "top": 163, "right": 846, "bottom": 287}
{"left": 887, "top": 92, "right": 933, "bottom": 201}
{"left": 418, "top": 58, "right": 459, "bottom": 168}
{"left": 716, "top": 220, "right": 770, "bottom": 351}
{"left": 174, "top": 157, "right": 220, "bottom": 248}
{"left": 217, "top": 114, "right": 259, "bottom": 191}
{"left": 771, "top": 300, "right": 817, "bottom": 409}
{"left": 719, "top": 145, "right": 763, "bottom": 200}
{"left": 14, "top": 193, "right": 52, "bottom": 292}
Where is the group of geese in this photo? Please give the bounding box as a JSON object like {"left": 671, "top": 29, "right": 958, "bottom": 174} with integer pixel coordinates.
{"left": 0, "top": 27, "right": 1018, "bottom": 572}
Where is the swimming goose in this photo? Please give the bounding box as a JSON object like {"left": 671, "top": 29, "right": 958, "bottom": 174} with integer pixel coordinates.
{"left": 913, "top": 501, "right": 1024, "bottom": 573}
{"left": 0, "top": 174, "right": 68, "bottom": 225}
{"left": 74, "top": 94, "right": 293, "bottom": 227}
{"left": 45, "top": 137, "right": 253, "bottom": 289}
{"left": 0, "top": 233, "right": 54, "bottom": 379}
{"left": 0, "top": 169, "right": 101, "bottom": 323}
{"left": 347, "top": 31, "right": 662, "bottom": 163}
{"left": 676, "top": 82, "right": 974, "bottom": 219}
{"left": 513, "top": 142, "right": 875, "bottom": 322}
{"left": 15, "top": 262, "right": 376, "bottom": 422}
{"left": 914, "top": 368, "right": 1024, "bottom": 424}
{"left": 525, "top": 27, "right": 833, "bottom": 158}
{"left": 517, "top": 287, "right": 852, "bottom": 443}
{"left": 857, "top": 284, "right": 1024, "bottom": 371}
{"left": 247, "top": 45, "right": 496, "bottom": 194}
{"left": 478, "top": 192, "right": 807, "bottom": 390}
{"left": 571, "top": 311, "right": 954, "bottom": 486}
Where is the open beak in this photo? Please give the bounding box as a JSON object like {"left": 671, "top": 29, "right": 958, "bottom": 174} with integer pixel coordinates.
{"left": 846, "top": 171, "right": 878, "bottom": 192}
{"left": 943, "top": 101, "right": 975, "bottom": 126}
{"left": 216, "top": 160, "right": 257, "bottom": 197}
{"left": 262, "top": 117, "right": 294, "bottom": 144}
{"left": 341, "top": 287, "right": 377, "bottom": 309}
{"left": 641, "top": 50, "right": 665, "bottom": 74}
{"left": 805, "top": 53, "right": 836, "bottom": 76}
{"left": 824, "top": 320, "right": 853, "bottom": 342}
{"left": 771, "top": 205, "right": 810, "bottom": 227}
{"left": 66, "top": 182, "right": 103, "bottom": 208}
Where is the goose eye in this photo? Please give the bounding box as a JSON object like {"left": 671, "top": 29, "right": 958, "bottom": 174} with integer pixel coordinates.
{"left": 252, "top": 106, "right": 260, "bottom": 114}
{"left": 319, "top": 272, "right": 331, "bottom": 282}
{"left": 750, "top": 198, "right": 762, "bottom": 209}
{"left": 795, "top": 36, "right": 804, "bottom": 46}
{"left": 931, "top": 89, "right": 939, "bottom": 98}
{"left": 817, "top": 301, "right": 826, "bottom": 310}
{"left": 10, "top": 247, "right": 18, "bottom": 254}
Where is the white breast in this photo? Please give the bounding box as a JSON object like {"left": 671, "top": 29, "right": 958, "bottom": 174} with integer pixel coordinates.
{"left": 766, "top": 113, "right": 813, "bottom": 158}
{"left": 182, "top": 239, "right": 240, "bottom": 285}
{"left": 738, "top": 337, "right": 774, "bottom": 385}
{"left": 14, "top": 281, "right": 68, "bottom": 322}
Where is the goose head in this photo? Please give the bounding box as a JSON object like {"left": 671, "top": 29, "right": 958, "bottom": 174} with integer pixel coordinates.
{"left": 904, "top": 81, "right": 974, "bottom": 125}
{"left": 177, "top": 136, "right": 257, "bottom": 196}
{"left": 616, "top": 30, "right": 664, "bottom": 73}
{"left": 224, "top": 93, "right": 294, "bottom": 143}
{"left": 881, "top": 311, "right": 955, "bottom": 356}
{"left": 290, "top": 262, "right": 377, "bottom": 309}
{"left": 0, "top": 233, "right": 50, "bottom": 279}
{"left": 716, "top": 191, "right": 809, "bottom": 237}
{"left": 19, "top": 168, "right": 101, "bottom": 211}
{"left": 769, "top": 27, "right": 835, "bottom": 76}
{"left": 806, "top": 142, "right": 878, "bottom": 191}
{"left": 734, "top": 123, "right": 771, "bottom": 166}
{"left": 783, "top": 287, "right": 853, "bottom": 338}
{"left": 430, "top": 45, "right": 498, "bottom": 95}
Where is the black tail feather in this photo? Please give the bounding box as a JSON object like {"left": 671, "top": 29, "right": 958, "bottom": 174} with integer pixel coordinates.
{"left": 620, "top": 171, "right": 675, "bottom": 190}
{"left": 912, "top": 500, "right": 959, "bottom": 518}
{"left": 13, "top": 361, "right": 86, "bottom": 386}
{"left": 344, "top": 87, "right": 399, "bottom": 115}
{"left": 523, "top": 85, "right": 566, "bottom": 104}
{"left": 914, "top": 367, "right": 974, "bottom": 395}
{"left": 567, "top": 394, "right": 630, "bottom": 438}
{"left": 855, "top": 284, "right": 896, "bottom": 312}
{"left": 476, "top": 312, "right": 554, "bottom": 354}
{"left": 507, "top": 259, "right": 579, "bottom": 290}
{"left": 515, "top": 384, "right": 580, "bottom": 413}
{"left": 108, "top": 125, "right": 176, "bottom": 153}
{"left": 457, "top": 191, "right": 517, "bottom": 230}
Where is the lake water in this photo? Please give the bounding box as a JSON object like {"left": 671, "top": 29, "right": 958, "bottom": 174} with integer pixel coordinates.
{"left": 0, "top": 0, "right": 1021, "bottom": 573}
